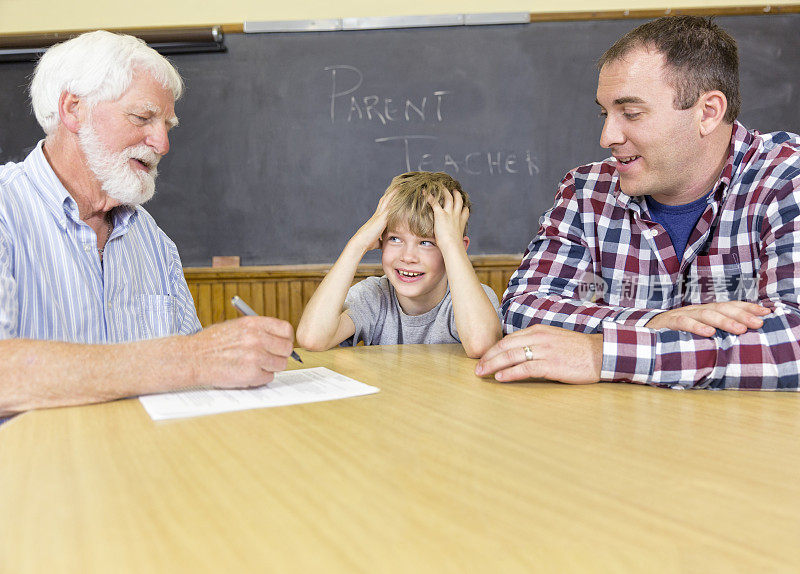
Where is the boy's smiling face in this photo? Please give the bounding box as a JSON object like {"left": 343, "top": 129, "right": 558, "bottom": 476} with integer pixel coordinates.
{"left": 381, "top": 223, "right": 448, "bottom": 316}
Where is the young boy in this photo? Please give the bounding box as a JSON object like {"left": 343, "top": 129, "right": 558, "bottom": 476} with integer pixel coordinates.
{"left": 296, "top": 172, "right": 502, "bottom": 358}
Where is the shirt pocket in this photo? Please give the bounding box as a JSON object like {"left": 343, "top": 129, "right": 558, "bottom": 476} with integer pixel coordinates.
{"left": 137, "top": 294, "right": 178, "bottom": 339}
{"left": 683, "top": 253, "right": 748, "bottom": 304}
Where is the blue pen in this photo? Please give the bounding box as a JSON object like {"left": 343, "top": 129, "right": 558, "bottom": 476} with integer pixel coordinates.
{"left": 231, "top": 295, "right": 303, "bottom": 363}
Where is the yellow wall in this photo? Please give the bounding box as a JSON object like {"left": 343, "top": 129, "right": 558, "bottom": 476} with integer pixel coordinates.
{"left": 1, "top": 0, "right": 798, "bottom": 34}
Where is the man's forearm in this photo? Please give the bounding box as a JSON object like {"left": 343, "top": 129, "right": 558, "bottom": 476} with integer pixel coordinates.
{"left": 1, "top": 315, "right": 296, "bottom": 416}
{"left": 600, "top": 303, "right": 800, "bottom": 389}
{"left": 0, "top": 336, "right": 196, "bottom": 415}
{"left": 503, "top": 291, "right": 662, "bottom": 334}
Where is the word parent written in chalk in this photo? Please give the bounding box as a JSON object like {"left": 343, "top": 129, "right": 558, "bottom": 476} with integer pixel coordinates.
{"left": 325, "top": 65, "right": 450, "bottom": 125}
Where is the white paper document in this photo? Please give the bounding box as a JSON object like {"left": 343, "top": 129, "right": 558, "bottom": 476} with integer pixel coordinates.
{"left": 139, "top": 367, "right": 379, "bottom": 421}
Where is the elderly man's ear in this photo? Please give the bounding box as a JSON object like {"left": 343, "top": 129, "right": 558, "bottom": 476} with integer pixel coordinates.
{"left": 57, "top": 92, "right": 85, "bottom": 134}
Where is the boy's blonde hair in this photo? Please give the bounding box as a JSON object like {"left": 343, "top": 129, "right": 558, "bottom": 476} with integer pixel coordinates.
{"left": 384, "top": 172, "right": 472, "bottom": 238}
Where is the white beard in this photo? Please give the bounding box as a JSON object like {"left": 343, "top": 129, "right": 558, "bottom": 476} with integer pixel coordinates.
{"left": 78, "top": 125, "right": 161, "bottom": 206}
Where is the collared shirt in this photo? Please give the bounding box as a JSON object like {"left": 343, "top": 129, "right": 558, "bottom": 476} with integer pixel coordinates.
{"left": 502, "top": 122, "right": 800, "bottom": 390}
{"left": 0, "top": 141, "right": 201, "bottom": 343}
{"left": 644, "top": 189, "right": 713, "bottom": 263}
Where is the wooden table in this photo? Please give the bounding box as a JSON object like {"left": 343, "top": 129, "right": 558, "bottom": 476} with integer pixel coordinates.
{"left": 2, "top": 345, "right": 799, "bottom": 572}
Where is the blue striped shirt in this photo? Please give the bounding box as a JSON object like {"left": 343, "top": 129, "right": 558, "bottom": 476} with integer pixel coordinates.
{"left": 0, "top": 141, "right": 201, "bottom": 343}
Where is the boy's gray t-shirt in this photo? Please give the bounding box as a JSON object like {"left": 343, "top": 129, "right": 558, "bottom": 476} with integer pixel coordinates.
{"left": 341, "top": 276, "right": 501, "bottom": 346}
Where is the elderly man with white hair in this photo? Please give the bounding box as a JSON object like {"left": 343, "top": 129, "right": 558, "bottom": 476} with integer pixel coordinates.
{"left": 0, "top": 31, "right": 294, "bottom": 420}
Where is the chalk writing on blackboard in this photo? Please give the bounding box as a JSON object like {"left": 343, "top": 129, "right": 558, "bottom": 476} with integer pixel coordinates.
{"left": 325, "top": 65, "right": 538, "bottom": 177}
{"left": 375, "top": 135, "right": 539, "bottom": 176}
{"left": 326, "top": 65, "right": 450, "bottom": 124}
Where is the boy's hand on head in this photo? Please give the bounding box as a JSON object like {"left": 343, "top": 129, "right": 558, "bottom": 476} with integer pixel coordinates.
{"left": 428, "top": 188, "right": 470, "bottom": 248}
{"left": 352, "top": 188, "right": 397, "bottom": 251}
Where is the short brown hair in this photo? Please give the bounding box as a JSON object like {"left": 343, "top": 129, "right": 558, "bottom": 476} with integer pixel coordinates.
{"left": 384, "top": 171, "right": 471, "bottom": 238}
{"left": 598, "top": 16, "right": 740, "bottom": 123}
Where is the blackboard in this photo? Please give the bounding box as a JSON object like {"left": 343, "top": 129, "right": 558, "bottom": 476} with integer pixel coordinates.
{"left": 2, "top": 15, "right": 799, "bottom": 266}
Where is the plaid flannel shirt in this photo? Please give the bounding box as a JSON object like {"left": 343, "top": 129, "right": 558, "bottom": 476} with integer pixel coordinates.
{"left": 502, "top": 122, "right": 800, "bottom": 390}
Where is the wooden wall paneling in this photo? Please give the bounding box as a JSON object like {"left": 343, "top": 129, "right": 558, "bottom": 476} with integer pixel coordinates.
{"left": 183, "top": 254, "right": 522, "bottom": 330}
{"left": 491, "top": 270, "right": 510, "bottom": 299}
{"left": 276, "top": 282, "right": 290, "bottom": 321}
{"left": 263, "top": 281, "right": 278, "bottom": 321}
{"left": 250, "top": 281, "right": 265, "bottom": 316}
{"left": 197, "top": 283, "right": 212, "bottom": 326}
{"left": 210, "top": 282, "right": 225, "bottom": 324}
{"left": 289, "top": 281, "right": 304, "bottom": 328}
{"left": 188, "top": 283, "right": 199, "bottom": 311}
{"left": 224, "top": 282, "right": 243, "bottom": 321}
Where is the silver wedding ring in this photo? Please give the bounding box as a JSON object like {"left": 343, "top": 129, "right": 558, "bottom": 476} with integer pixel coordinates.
{"left": 523, "top": 345, "right": 534, "bottom": 361}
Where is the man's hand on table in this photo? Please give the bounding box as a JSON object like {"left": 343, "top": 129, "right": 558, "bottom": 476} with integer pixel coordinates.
{"left": 475, "top": 324, "right": 603, "bottom": 384}
{"left": 187, "top": 316, "right": 295, "bottom": 389}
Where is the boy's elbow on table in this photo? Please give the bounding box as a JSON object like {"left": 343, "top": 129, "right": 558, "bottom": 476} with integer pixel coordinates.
{"left": 461, "top": 332, "right": 502, "bottom": 359}
{"left": 296, "top": 328, "right": 332, "bottom": 353}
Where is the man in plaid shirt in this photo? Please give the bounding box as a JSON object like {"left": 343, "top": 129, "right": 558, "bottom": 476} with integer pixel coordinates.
{"left": 476, "top": 16, "right": 800, "bottom": 390}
